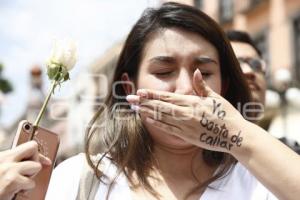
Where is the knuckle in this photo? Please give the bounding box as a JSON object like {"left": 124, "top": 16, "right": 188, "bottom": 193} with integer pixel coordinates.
{"left": 3, "top": 172, "right": 18, "bottom": 189}
{"left": 173, "top": 108, "right": 181, "bottom": 117}
{"left": 190, "top": 96, "right": 201, "bottom": 107}
{"left": 163, "top": 106, "right": 172, "bottom": 114}
{"left": 28, "top": 141, "right": 39, "bottom": 151}
{"left": 33, "top": 162, "right": 42, "bottom": 172}
{"left": 27, "top": 179, "right": 36, "bottom": 189}
{"left": 164, "top": 96, "right": 173, "bottom": 103}
{"left": 180, "top": 107, "right": 190, "bottom": 116}
{"left": 0, "top": 150, "right": 12, "bottom": 162}
{"left": 191, "top": 113, "right": 200, "bottom": 122}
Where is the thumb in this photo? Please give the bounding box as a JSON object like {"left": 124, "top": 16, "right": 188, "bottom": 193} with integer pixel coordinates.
{"left": 192, "top": 69, "right": 219, "bottom": 98}
{"left": 193, "top": 69, "right": 209, "bottom": 97}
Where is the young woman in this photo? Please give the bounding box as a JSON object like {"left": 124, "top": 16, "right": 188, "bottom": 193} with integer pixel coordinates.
{"left": 46, "top": 2, "right": 300, "bottom": 200}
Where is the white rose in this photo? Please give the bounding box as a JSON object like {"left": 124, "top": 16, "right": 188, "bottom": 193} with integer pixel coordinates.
{"left": 48, "top": 38, "right": 77, "bottom": 71}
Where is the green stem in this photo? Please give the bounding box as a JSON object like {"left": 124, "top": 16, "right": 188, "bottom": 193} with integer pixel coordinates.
{"left": 30, "top": 80, "right": 57, "bottom": 139}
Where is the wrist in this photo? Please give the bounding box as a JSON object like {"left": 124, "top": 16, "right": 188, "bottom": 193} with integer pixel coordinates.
{"left": 229, "top": 120, "right": 265, "bottom": 160}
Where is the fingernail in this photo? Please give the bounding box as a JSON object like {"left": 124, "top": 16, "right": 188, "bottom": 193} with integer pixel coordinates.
{"left": 130, "top": 104, "right": 140, "bottom": 111}
{"left": 43, "top": 157, "right": 52, "bottom": 166}
{"left": 195, "top": 69, "right": 202, "bottom": 79}
{"left": 126, "top": 95, "right": 139, "bottom": 102}
{"left": 137, "top": 89, "right": 147, "bottom": 97}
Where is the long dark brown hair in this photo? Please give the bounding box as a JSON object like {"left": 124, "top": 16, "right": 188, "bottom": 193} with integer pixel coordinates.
{"left": 85, "top": 2, "right": 252, "bottom": 199}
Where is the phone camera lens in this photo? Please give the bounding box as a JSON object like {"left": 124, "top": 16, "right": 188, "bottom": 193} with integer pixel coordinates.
{"left": 24, "top": 124, "right": 31, "bottom": 130}
{"left": 23, "top": 122, "right": 33, "bottom": 133}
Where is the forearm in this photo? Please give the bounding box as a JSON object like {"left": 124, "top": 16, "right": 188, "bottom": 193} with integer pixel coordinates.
{"left": 232, "top": 121, "right": 300, "bottom": 200}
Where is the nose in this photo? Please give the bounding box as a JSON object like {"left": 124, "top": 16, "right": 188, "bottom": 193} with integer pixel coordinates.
{"left": 175, "top": 69, "right": 193, "bottom": 95}
{"left": 241, "top": 63, "right": 256, "bottom": 81}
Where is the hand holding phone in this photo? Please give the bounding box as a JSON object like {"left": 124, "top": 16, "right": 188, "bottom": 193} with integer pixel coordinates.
{"left": 11, "top": 120, "right": 60, "bottom": 200}
{"left": 0, "top": 141, "right": 51, "bottom": 200}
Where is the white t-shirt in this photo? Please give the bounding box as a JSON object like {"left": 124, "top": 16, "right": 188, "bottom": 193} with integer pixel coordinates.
{"left": 45, "top": 153, "right": 278, "bottom": 200}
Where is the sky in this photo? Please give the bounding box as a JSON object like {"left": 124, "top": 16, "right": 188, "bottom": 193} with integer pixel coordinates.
{"left": 0, "top": 0, "right": 159, "bottom": 127}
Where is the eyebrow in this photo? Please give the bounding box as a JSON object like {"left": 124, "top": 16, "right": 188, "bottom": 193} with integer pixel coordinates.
{"left": 149, "top": 56, "right": 177, "bottom": 65}
{"left": 194, "top": 57, "right": 218, "bottom": 65}
{"left": 148, "top": 56, "right": 218, "bottom": 66}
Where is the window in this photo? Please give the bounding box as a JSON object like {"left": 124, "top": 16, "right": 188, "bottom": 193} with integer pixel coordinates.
{"left": 219, "top": 0, "right": 234, "bottom": 24}
{"left": 294, "top": 16, "right": 300, "bottom": 83}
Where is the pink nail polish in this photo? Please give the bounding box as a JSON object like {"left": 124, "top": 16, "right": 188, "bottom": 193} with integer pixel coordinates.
{"left": 126, "top": 95, "right": 138, "bottom": 102}
{"left": 130, "top": 104, "right": 140, "bottom": 111}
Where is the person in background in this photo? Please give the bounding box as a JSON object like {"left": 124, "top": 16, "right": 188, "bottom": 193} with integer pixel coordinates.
{"left": 0, "top": 141, "right": 51, "bottom": 200}
{"left": 226, "top": 30, "right": 300, "bottom": 154}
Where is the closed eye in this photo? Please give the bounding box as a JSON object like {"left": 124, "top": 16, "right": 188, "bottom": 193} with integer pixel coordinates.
{"left": 201, "top": 72, "right": 212, "bottom": 77}
{"left": 154, "top": 71, "right": 174, "bottom": 77}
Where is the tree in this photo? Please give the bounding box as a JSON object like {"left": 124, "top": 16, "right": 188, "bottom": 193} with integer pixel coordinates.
{"left": 0, "top": 62, "right": 13, "bottom": 94}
